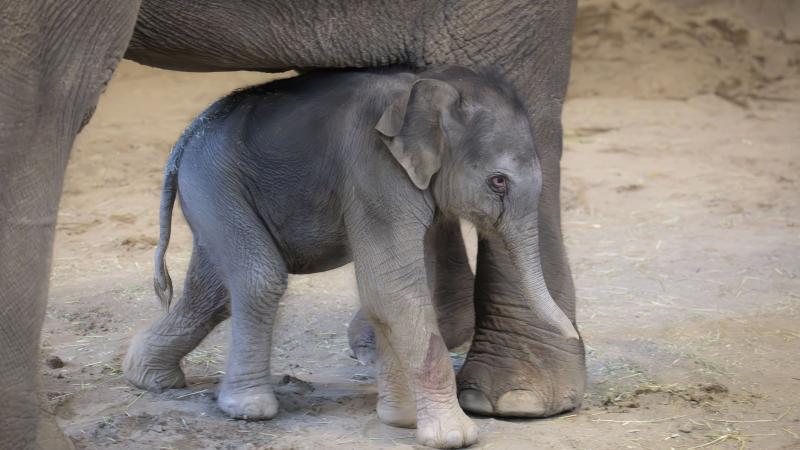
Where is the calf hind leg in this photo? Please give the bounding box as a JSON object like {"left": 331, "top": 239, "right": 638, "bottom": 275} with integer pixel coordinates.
{"left": 124, "top": 243, "right": 229, "bottom": 392}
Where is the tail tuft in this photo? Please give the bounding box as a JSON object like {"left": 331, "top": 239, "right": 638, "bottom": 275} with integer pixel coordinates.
{"left": 154, "top": 254, "right": 173, "bottom": 311}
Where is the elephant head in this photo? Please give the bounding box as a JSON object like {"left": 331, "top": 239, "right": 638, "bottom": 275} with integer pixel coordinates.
{"left": 376, "top": 67, "right": 578, "bottom": 340}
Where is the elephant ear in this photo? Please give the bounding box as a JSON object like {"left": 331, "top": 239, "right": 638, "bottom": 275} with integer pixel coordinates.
{"left": 375, "top": 79, "right": 461, "bottom": 190}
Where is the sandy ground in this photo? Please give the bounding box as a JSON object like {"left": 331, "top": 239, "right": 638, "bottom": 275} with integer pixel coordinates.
{"left": 40, "top": 2, "right": 799, "bottom": 449}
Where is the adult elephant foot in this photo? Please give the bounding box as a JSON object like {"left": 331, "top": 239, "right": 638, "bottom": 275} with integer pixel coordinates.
{"left": 456, "top": 338, "right": 585, "bottom": 417}
{"left": 456, "top": 236, "right": 586, "bottom": 417}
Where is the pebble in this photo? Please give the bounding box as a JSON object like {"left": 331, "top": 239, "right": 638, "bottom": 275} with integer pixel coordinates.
{"left": 45, "top": 355, "right": 64, "bottom": 369}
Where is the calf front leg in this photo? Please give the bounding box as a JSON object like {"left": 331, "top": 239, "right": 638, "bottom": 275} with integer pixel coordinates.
{"left": 352, "top": 223, "right": 478, "bottom": 449}
{"left": 347, "top": 218, "right": 474, "bottom": 364}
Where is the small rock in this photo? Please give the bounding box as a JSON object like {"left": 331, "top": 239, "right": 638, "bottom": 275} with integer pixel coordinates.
{"left": 352, "top": 373, "right": 371, "bottom": 381}
{"left": 678, "top": 422, "right": 694, "bottom": 433}
{"left": 45, "top": 355, "right": 64, "bottom": 369}
{"left": 615, "top": 183, "right": 644, "bottom": 193}
{"left": 278, "top": 374, "right": 315, "bottom": 393}
{"left": 699, "top": 382, "right": 728, "bottom": 394}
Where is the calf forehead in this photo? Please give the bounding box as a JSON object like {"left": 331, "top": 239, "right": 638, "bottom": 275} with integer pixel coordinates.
{"left": 460, "top": 108, "right": 536, "bottom": 163}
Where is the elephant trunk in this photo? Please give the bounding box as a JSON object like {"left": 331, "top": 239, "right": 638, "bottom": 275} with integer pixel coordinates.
{"left": 501, "top": 218, "right": 579, "bottom": 341}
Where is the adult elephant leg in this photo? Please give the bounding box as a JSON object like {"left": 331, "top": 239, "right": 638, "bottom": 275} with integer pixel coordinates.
{"left": 457, "top": 105, "right": 586, "bottom": 416}
{"left": 0, "top": 2, "right": 140, "bottom": 448}
{"left": 347, "top": 218, "right": 474, "bottom": 364}
{"left": 457, "top": 235, "right": 585, "bottom": 417}
{"left": 124, "top": 242, "right": 230, "bottom": 392}
{"left": 449, "top": 0, "right": 586, "bottom": 417}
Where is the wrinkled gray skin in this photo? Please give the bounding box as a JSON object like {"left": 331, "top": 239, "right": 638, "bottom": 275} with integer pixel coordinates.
{"left": 122, "top": 67, "right": 580, "bottom": 448}
{"left": 0, "top": 1, "right": 584, "bottom": 449}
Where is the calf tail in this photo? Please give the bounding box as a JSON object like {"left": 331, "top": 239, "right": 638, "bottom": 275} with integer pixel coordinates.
{"left": 154, "top": 97, "right": 229, "bottom": 311}
{"left": 153, "top": 148, "right": 182, "bottom": 311}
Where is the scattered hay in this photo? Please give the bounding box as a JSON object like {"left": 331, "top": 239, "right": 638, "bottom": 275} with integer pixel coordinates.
{"left": 125, "top": 391, "right": 145, "bottom": 411}
{"left": 688, "top": 429, "right": 777, "bottom": 450}
{"left": 176, "top": 389, "right": 209, "bottom": 399}
{"left": 601, "top": 381, "right": 729, "bottom": 410}
{"left": 637, "top": 382, "right": 728, "bottom": 408}
{"left": 592, "top": 414, "right": 687, "bottom": 425}
{"left": 708, "top": 407, "right": 791, "bottom": 424}
{"left": 185, "top": 345, "right": 224, "bottom": 375}
{"left": 101, "top": 362, "right": 123, "bottom": 376}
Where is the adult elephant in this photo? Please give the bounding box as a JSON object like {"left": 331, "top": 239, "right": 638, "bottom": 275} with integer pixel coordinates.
{"left": 0, "top": 1, "right": 584, "bottom": 449}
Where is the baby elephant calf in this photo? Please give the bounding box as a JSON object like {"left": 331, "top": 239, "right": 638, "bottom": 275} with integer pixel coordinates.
{"left": 123, "top": 66, "right": 577, "bottom": 449}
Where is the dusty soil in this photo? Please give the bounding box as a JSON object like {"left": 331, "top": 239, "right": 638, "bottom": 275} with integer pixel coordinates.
{"left": 41, "top": 2, "right": 799, "bottom": 449}
{"left": 570, "top": 0, "right": 800, "bottom": 102}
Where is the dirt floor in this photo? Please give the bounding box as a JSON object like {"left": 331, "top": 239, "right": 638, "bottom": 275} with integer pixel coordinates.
{"left": 41, "top": 2, "right": 799, "bottom": 449}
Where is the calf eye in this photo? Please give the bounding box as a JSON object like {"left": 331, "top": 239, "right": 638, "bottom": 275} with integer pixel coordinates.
{"left": 488, "top": 175, "right": 508, "bottom": 194}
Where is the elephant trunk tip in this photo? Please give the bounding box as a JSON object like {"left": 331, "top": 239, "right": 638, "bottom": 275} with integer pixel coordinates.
{"left": 555, "top": 317, "right": 580, "bottom": 341}
{"left": 532, "top": 290, "right": 580, "bottom": 341}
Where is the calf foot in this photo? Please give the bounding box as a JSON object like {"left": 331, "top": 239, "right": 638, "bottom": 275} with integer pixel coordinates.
{"left": 217, "top": 385, "right": 279, "bottom": 420}
{"left": 123, "top": 332, "right": 186, "bottom": 392}
{"left": 417, "top": 406, "right": 479, "bottom": 449}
